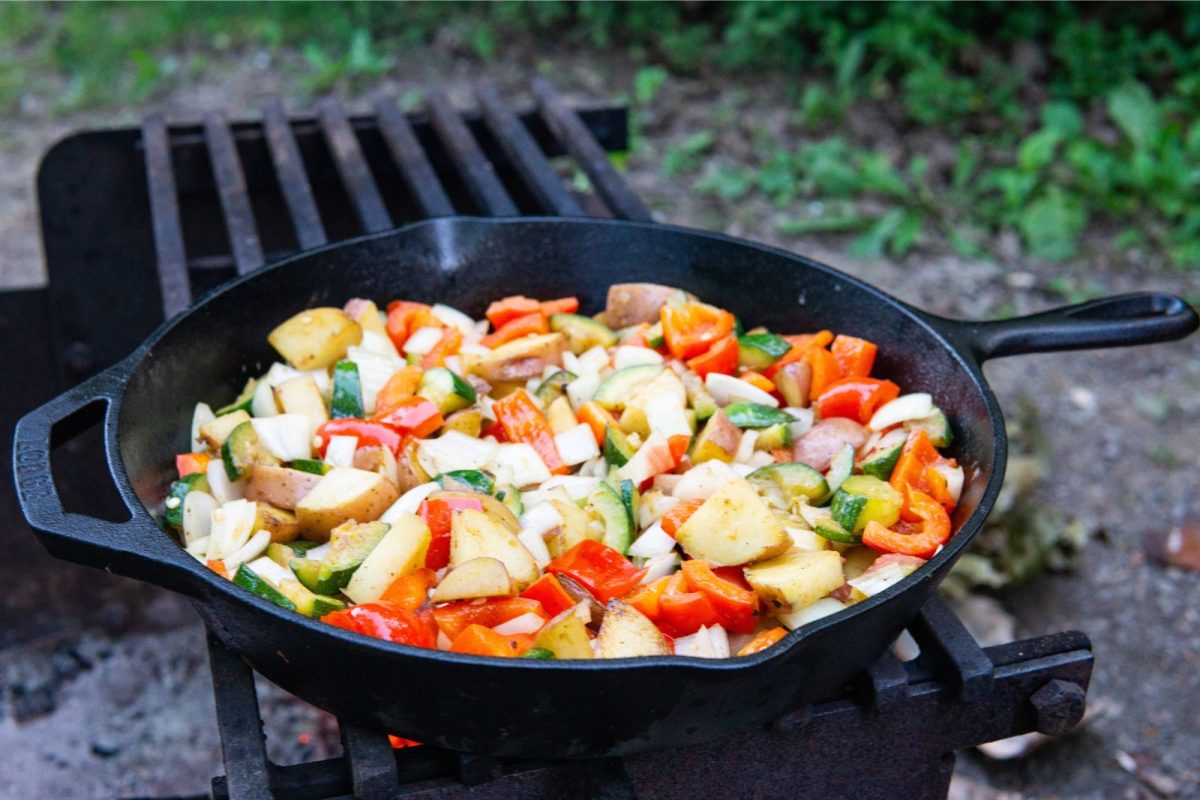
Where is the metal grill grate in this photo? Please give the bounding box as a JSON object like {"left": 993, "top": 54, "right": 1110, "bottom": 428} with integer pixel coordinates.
{"left": 137, "top": 81, "right": 636, "bottom": 317}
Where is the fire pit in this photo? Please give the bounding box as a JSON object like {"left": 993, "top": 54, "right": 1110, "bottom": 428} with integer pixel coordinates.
{"left": 3, "top": 80, "right": 1093, "bottom": 799}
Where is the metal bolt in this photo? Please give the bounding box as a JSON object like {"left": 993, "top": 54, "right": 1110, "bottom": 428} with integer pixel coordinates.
{"left": 1029, "top": 679, "right": 1086, "bottom": 736}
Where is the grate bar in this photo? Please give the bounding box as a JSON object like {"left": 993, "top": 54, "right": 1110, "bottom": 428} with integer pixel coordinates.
{"left": 910, "top": 595, "right": 995, "bottom": 702}
{"left": 262, "top": 100, "right": 328, "bottom": 250}
{"left": 205, "top": 633, "right": 273, "bottom": 800}
{"left": 475, "top": 81, "right": 584, "bottom": 217}
{"left": 372, "top": 93, "right": 456, "bottom": 218}
{"left": 864, "top": 650, "right": 910, "bottom": 712}
{"left": 424, "top": 88, "right": 518, "bottom": 216}
{"left": 531, "top": 79, "right": 651, "bottom": 222}
{"left": 141, "top": 115, "right": 192, "bottom": 317}
{"left": 203, "top": 111, "right": 266, "bottom": 274}
{"left": 317, "top": 97, "right": 393, "bottom": 233}
{"left": 340, "top": 723, "right": 399, "bottom": 800}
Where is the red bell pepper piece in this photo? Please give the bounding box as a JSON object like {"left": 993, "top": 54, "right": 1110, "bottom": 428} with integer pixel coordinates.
{"left": 623, "top": 573, "right": 685, "bottom": 622}
{"left": 420, "top": 326, "right": 462, "bottom": 369}
{"left": 374, "top": 397, "right": 443, "bottom": 438}
{"left": 830, "top": 335, "right": 878, "bottom": 378}
{"left": 417, "top": 496, "right": 485, "bottom": 570}
{"left": 315, "top": 418, "right": 407, "bottom": 457}
{"left": 481, "top": 312, "right": 548, "bottom": 348}
{"left": 385, "top": 301, "right": 433, "bottom": 350}
{"left": 762, "top": 330, "right": 834, "bottom": 378}
{"left": 737, "top": 627, "right": 788, "bottom": 656}
{"left": 661, "top": 302, "right": 736, "bottom": 360}
{"left": 519, "top": 574, "right": 576, "bottom": 618}
{"left": 323, "top": 603, "right": 438, "bottom": 648}
{"left": 681, "top": 559, "right": 760, "bottom": 634}
{"left": 486, "top": 295, "right": 542, "bottom": 328}
{"left": 815, "top": 377, "right": 900, "bottom": 425}
{"left": 659, "top": 590, "right": 723, "bottom": 636}
{"left": 660, "top": 499, "right": 704, "bottom": 538}
{"left": 889, "top": 428, "right": 957, "bottom": 510}
{"left": 685, "top": 333, "right": 738, "bottom": 378}
{"left": 862, "top": 486, "right": 951, "bottom": 559}
{"left": 379, "top": 567, "right": 437, "bottom": 612}
{"left": 432, "top": 597, "right": 548, "bottom": 640}
{"left": 546, "top": 540, "right": 646, "bottom": 603}
{"left": 449, "top": 624, "right": 535, "bottom": 657}
{"left": 492, "top": 389, "right": 568, "bottom": 475}
{"left": 176, "top": 452, "right": 212, "bottom": 477}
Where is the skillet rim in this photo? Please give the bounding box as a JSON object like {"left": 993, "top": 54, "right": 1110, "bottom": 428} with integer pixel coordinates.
{"left": 111, "top": 215, "right": 1008, "bottom": 672}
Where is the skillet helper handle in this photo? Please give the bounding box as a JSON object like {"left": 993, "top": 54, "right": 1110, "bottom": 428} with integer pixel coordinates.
{"left": 953, "top": 292, "right": 1197, "bottom": 363}
{"left": 13, "top": 366, "right": 204, "bottom": 594}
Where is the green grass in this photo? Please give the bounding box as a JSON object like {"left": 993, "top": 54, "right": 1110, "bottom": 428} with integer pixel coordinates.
{"left": 5, "top": 1, "right": 1200, "bottom": 267}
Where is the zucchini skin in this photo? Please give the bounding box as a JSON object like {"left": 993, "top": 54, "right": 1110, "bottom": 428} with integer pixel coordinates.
{"left": 331, "top": 360, "right": 364, "bottom": 419}
{"left": 724, "top": 402, "right": 795, "bottom": 429}
{"left": 587, "top": 483, "right": 633, "bottom": 555}
{"left": 602, "top": 425, "right": 636, "bottom": 467}
{"left": 737, "top": 333, "right": 790, "bottom": 369}
{"left": 163, "top": 472, "right": 210, "bottom": 529}
{"left": 222, "top": 420, "right": 279, "bottom": 481}
{"left": 234, "top": 564, "right": 297, "bottom": 611}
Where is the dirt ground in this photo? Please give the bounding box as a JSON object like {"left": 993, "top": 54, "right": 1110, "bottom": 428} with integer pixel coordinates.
{"left": 1, "top": 40, "right": 1198, "bottom": 800}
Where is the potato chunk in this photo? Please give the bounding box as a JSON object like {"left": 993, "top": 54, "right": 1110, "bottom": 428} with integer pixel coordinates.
{"left": 534, "top": 605, "right": 595, "bottom": 659}
{"left": 244, "top": 464, "right": 322, "bottom": 511}
{"left": 253, "top": 503, "right": 300, "bottom": 543}
{"left": 295, "top": 467, "right": 400, "bottom": 540}
{"left": 343, "top": 513, "right": 431, "bottom": 604}
{"left": 199, "top": 410, "right": 251, "bottom": 450}
{"left": 273, "top": 375, "right": 328, "bottom": 433}
{"left": 449, "top": 508, "right": 539, "bottom": 590}
{"left": 469, "top": 333, "right": 566, "bottom": 384}
{"left": 268, "top": 307, "right": 362, "bottom": 370}
{"left": 605, "top": 283, "right": 694, "bottom": 328}
{"left": 743, "top": 550, "right": 845, "bottom": 612}
{"left": 431, "top": 557, "right": 514, "bottom": 603}
{"left": 674, "top": 478, "right": 791, "bottom": 566}
{"left": 688, "top": 408, "right": 741, "bottom": 464}
{"left": 594, "top": 599, "right": 671, "bottom": 658}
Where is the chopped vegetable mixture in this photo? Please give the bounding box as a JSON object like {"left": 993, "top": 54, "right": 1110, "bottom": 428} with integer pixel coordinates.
{"left": 164, "top": 285, "right": 963, "bottom": 659}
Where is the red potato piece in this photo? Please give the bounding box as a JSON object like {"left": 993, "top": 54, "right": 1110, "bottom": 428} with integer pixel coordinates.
{"left": 605, "top": 283, "right": 695, "bottom": 328}
{"left": 244, "top": 465, "right": 322, "bottom": 510}
{"left": 792, "top": 418, "right": 870, "bottom": 472}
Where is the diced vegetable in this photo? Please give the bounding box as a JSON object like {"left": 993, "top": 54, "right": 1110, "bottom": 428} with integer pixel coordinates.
{"left": 294, "top": 467, "right": 400, "bottom": 540}
{"left": 163, "top": 472, "right": 210, "bottom": 530}
{"left": 746, "top": 461, "right": 829, "bottom": 508}
{"left": 268, "top": 307, "right": 362, "bottom": 370}
{"left": 418, "top": 367, "right": 477, "bottom": 415}
{"left": 905, "top": 407, "right": 953, "bottom": 447}
{"left": 674, "top": 479, "right": 791, "bottom": 566}
{"left": 199, "top": 409, "right": 251, "bottom": 450}
{"left": 587, "top": 482, "right": 635, "bottom": 555}
{"left": 549, "top": 313, "right": 618, "bottom": 355}
{"left": 532, "top": 606, "right": 594, "bottom": 659}
{"left": 430, "top": 557, "right": 513, "bottom": 603}
{"left": 743, "top": 550, "right": 844, "bottom": 612}
{"left": 724, "top": 402, "right": 795, "bottom": 429}
{"left": 594, "top": 599, "right": 671, "bottom": 657}
{"left": 217, "top": 378, "right": 258, "bottom": 417}
{"left": 450, "top": 508, "right": 540, "bottom": 591}
{"left": 593, "top": 364, "right": 664, "bottom": 410}
{"left": 470, "top": 333, "right": 567, "bottom": 384}
{"left": 234, "top": 562, "right": 296, "bottom": 611}
{"left": 222, "top": 420, "right": 280, "bottom": 481}
{"left": 737, "top": 333, "right": 791, "bottom": 369}
{"left": 830, "top": 475, "right": 903, "bottom": 533}
{"left": 331, "top": 360, "right": 364, "bottom": 419}
{"left": 605, "top": 283, "right": 692, "bottom": 328}
{"left": 273, "top": 376, "right": 328, "bottom": 434}
{"left": 705, "top": 373, "right": 780, "bottom": 408}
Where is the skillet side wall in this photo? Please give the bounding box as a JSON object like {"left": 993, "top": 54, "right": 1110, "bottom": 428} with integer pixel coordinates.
{"left": 116, "top": 218, "right": 996, "bottom": 756}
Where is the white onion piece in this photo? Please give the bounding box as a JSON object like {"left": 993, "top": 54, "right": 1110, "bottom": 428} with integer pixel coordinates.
{"left": 431, "top": 303, "right": 475, "bottom": 334}
{"left": 206, "top": 460, "right": 245, "bottom": 504}
{"left": 627, "top": 522, "right": 676, "bottom": 558}
{"left": 577, "top": 346, "right": 611, "bottom": 374}
{"left": 490, "top": 443, "right": 552, "bottom": 488}
{"left": 561, "top": 351, "right": 582, "bottom": 374}
{"left": 324, "top": 435, "right": 358, "bottom": 468}
{"left": 359, "top": 329, "right": 400, "bottom": 359}
{"left": 403, "top": 326, "right": 445, "bottom": 355}
{"left": 554, "top": 424, "right": 601, "bottom": 466}
{"left": 613, "top": 346, "right": 663, "bottom": 370}
{"left": 637, "top": 551, "right": 680, "bottom": 585}
{"left": 931, "top": 462, "right": 964, "bottom": 504}
{"left": 566, "top": 372, "right": 601, "bottom": 409}
{"left": 302, "top": 543, "right": 331, "bottom": 561}
{"left": 734, "top": 430, "right": 760, "bottom": 463}
{"left": 868, "top": 393, "right": 934, "bottom": 432}
{"left": 381, "top": 481, "right": 440, "bottom": 523}
{"left": 652, "top": 473, "right": 683, "bottom": 494}
{"left": 539, "top": 475, "right": 602, "bottom": 502}
{"left": 705, "top": 373, "right": 779, "bottom": 407}
{"left": 206, "top": 498, "right": 256, "bottom": 561}
{"left": 644, "top": 394, "right": 692, "bottom": 440}
{"left": 243, "top": 554, "right": 292, "bottom": 587}
{"left": 223, "top": 531, "right": 271, "bottom": 574}
{"left": 706, "top": 625, "right": 731, "bottom": 658}
{"left": 182, "top": 490, "right": 215, "bottom": 545}
{"left": 444, "top": 355, "right": 464, "bottom": 376}
{"left": 251, "top": 380, "right": 280, "bottom": 418}
{"left": 518, "top": 502, "right": 564, "bottom": 539}
{"left": 778, "top": 597, "right": 845, "bottom": 630}
{"left": 639, "top": 492, "right": 679, "bottom": 529}
{"left": 418, "top": 432, "right": 497, "bottom": 476}
{"left": 492, "top": 612, "right": 546, "bottom": 636}
{"left": 517, "top": 528, "right": 552, "bottom": 569}
{"left": 186, "top": 536, "right": 210, "bottom": 561}
{"left": 347, "top": 347, "right": 402, "bottom": 415}
{"left": 252, "top": 414, "right": 313, "bottom": 462}
{"left": 783, "top": 406, "right": 814, "bottom": 438}
{"left": 191, "top": 403, "right": 215, "bottom": 452}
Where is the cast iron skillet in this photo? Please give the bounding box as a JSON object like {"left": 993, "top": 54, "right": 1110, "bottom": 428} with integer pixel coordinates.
{"left": 13, "top": 217, "right": 1197, "bottom": 758}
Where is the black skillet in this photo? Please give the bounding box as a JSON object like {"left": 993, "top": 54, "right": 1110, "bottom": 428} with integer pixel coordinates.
{"left": 13, "top": 217, "right": 1197, "bottom": 758}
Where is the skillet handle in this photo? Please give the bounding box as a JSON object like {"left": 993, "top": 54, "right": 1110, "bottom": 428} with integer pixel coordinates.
{"left": 12, "top": 363, "right": 206, "bottom": 595}
{"left": 942, "top": 292, "right": 1197, "bottom": 363}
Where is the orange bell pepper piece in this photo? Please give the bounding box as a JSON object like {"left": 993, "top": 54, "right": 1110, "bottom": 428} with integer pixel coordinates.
{"left": 661, "top": 302, "right": 735, "bottom": 360}
{"left": 539, "top": 297, "right": 580, "bottom": 316}
{"left": 374, "top": 396, "right": 444, "bottom": 438}
{"left": 176, "top": 452, "right": 212, "bottom": 477}
{"left": 379, "top": 567, "right": 437, "bottom": 612}
{"left": 737, "top": 627, "right": 789, "bottom": 656}
{"left": 686, "top": 333, "right": 738, "bottom": 378}
{"left": 577, "top": 401, "right": 619, "bottom": 446}
{"left": 862, "top": 486, "right": 951, "bottom": 559}
{"left": 762, "top": 330, "right": 834, "bottom": 378}
{"left": 374, "top": 365, "right": 424, "bottom": 416}
{"left": 481, "top": 312, "right": 549, "bottom": 348}
{"left": 449, "top": 624, "right": 535, "bottom": 657}
{"left": 207, "top": 559, "right": 229, "bottom": 579}
{"left": 432, "top": 597, "right": 548, "bottom": 640}
{"left": 385, "top": 301, "right": 433, "bottom": 350}
{"left": 420, "top": 326, "right": 462, "bottom": 369}
{"left": 492, "top": 389, "right": 568, "bottom": 474}
{"left": 660, "top": 499, "right": 705, "bottom": 537}
{"left": 830, "top": 335, "right": 878, "bottom": 378}
{"left": 889, "top": 428, "right": 957, "bottom": 510}
{"left": 519, "top": 574, "right": 576, "bottom": 618}
{"left": 739, "top": 370, "right": 777, "bottom": 394}
{"left": 802, "top": 346, "right": 843, "bottom": 398}
{"left": 485, "top": 295, "right": 579, "bottom": 328}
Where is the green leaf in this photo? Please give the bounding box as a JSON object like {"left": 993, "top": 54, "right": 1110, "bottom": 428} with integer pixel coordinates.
{"left": 1107, "top": 82, "right": 1160, "bottom": 150}
{"left": 1017, "top": 129, "right": 1062, "bottom": 173}
{"left": 850, "top": 209, "right": 905, "bottom": 258}
{"left": 1040, "top": 101, "right": 1084, "bottom": 139}
{"left": 888, "top": 212, "right": 923, "bottom": 258}
{"left": 694, "top": 167, "right": 753, "bottom": 201}
{"left": 633, "top": 66, "right": 669, "bottom": 107}
{"left": 1018, "top": 189, "right": 1088, "bottom": 261}
{"left": 662, "top": 131, "right": 714, "bottom": 177}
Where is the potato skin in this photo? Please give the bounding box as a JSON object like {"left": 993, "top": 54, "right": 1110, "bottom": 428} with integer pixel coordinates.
{"left": 594, "top": 599, "right": 671, "bottom": 657}
{"left": 469, "top": 333, "right": 566, "bottom": 384}
{"left": 689, "top": 408, "right": 742, "bottom": 464}
{"left": 605, "top": 283, "right": 695, "bottom": 328}
{"left": 244, "top": 465, "right": 322, "bottom": 510}
{"left": 534, "top": 606, "right": 595, "bottom": 659}
{"left": 295, "top": 467, "right": 400, "bottom": 541}
{"left": 449, "top": 508, "right": 539, "bottom": 590}
{"left": 431, "top": 557, "right": 514, "bottom": 603}
{"left": 268, "top": 307, "right": 362, "bottom": 370}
